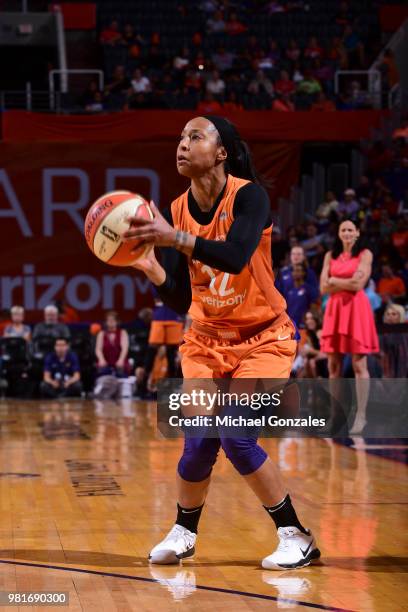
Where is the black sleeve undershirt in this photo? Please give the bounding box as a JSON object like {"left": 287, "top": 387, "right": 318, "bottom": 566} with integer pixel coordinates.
{"left": 155, "top": 182, "right": 272, "bottom": 314}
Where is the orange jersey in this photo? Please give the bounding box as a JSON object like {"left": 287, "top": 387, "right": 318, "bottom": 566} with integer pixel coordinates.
{"left": 170, "top": 174, "right": 287, "bottom": 331}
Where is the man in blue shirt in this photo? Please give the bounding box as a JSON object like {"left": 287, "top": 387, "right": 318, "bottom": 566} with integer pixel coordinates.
{"left": 276, "top": 245, "right": 319, "bottom": 296}
{"left": 40, "top": 337, "right": 82, "bottom": 398}
{"left": 285, "top": 264, "right": 320, "bottom": 327}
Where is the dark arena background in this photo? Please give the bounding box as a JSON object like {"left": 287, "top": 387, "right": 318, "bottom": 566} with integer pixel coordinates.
{"left": 0, "top": 0, "right": 407, "bottom": 610}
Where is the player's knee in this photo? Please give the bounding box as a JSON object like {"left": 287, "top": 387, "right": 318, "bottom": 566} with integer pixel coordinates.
{"left": 178, "top": 438, "right": 220, "bottom": 482}
{"left": 220, "top": 438, "right": 267, "bottom": 475}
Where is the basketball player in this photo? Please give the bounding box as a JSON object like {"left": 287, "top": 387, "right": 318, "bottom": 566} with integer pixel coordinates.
{"left": 123, "top": 116, "right": 320, "bottom": 570}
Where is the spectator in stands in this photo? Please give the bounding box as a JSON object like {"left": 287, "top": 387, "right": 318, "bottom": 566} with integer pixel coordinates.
{"left": 173, "top": 46, "right": 190, "bottom": 72}
{"left": 212, "top": 46, "right": 236, "bottom": 72}
{"left": 311, "top": 92, "right": 336, "bottom": 112}
{"left": 95, "top": 311, "right": 130, "bottom": 376}
{"left": 100, "top": 20, "right": 122, "bottom": 46}
{"left": 276, "top": 245, "right": 319, "bottom": 296}
{"left": 316, "top": 191, "right": 339, "bottom": 221}
{"left": 377, "top": 264, "right": 406, "bottom": 303}
{"left": 304, "top": 37, "right": 323, "bottom": 60}
{"left": 272, "top": 92, "right": 295, "bottom": 112}
{"left": 337, "top": 188, "right": 359, "bottom": 219}
{"left": 285, "top": 39, "right": 301, "bottom": 64}
{"left": 40, "top": 338, "right": 82, "bottom": 399}
{"left": 247, "top": 70, "right": 274, "bottom": 98}
{"left": 121, "top": 23, "right": 145, "bottom": 49}
{"left": 392, "top": 217, "right": 408, "bottom": 260}
{"left": 33, "top": 305, "right": 70, "bottom": 342}
{"left": 292, "top": 62, "right": 304, "bottom": 85}
{"left": 342, "top": 25, "right": 364, "bottom": 69}
{"left": 130, "top": 69, "right": 151, "bottom": 94}
{"left": 206, "top": 70, "right": 226, "bottom": 98}
{"left": 197, "top": 92, "right": 222, "bottom": 114}
{"left": 365, "top": 279, "right": 382, "bottom": 313}
{"left": 85, "top": 91, "right": 106, "bottom": 113}
{"left": 335, "top": 1, "right": 353, "bottom": 28}
{"left": 225, "top": 11, "right": 247, "bottom": 36}
{"left": 355, "top": 175, "right": 372, "bottom": 201}
{"left": 297, "top": 71, "right": 322, "bottom": 96}
{"left": 104, "top": 65, "right": 131, "bottom": 96}
{"left": 267, "top": 40, "right": 281, "bottom": 66}
{"left": 311, "top": 59, "right": 334, "bottom": 91}
{"left": 380, "top": 304, "right": 408, "bottom": 378}
{"left": 223, "top": 91, "right": 244, "bottom": 111}
{"left": 285, "top": 263, "right": 319, "bottom": 326}
{"left": 274, "top": 70, "right": 295, "bottom": 96}
{"left": 3, "top": 306, "right": 31, "bottom": 341}
{"left": 327, "top": 36, "right": 348, "bottom": 70}
{"left": 301, "top": 222, "right": 325, "bottom": 258}
{"left": 349, "top": 80, "right": 371, "bottom": 109}
{"left": 296, "top": 311, "right": 328, "bottom": 378}
{"left": 206, "top": 10, "right": 226, "bottom": 34}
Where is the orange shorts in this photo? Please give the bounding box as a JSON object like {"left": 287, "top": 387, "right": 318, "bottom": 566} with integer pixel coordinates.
{"left": 179, "top": 318, "right": 297, "bottom": 379}
{"left": 148, "top": 321, "right": 184, "bottom": 345}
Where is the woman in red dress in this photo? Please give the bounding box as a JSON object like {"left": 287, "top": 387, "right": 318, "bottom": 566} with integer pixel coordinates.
{"left": 320, "top": 219, "right": 379, "bottom": 433}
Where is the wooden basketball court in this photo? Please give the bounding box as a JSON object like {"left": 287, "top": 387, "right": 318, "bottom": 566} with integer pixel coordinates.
{"left": 0, "top": 398, "right": 406, "bottom": 611}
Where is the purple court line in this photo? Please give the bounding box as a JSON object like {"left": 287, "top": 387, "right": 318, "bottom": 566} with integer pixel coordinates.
{"left": 0, "top": 558, "right": 355, "bottom": 612}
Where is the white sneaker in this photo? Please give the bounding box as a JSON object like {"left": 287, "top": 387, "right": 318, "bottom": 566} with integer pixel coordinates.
{"left": 262, "top": 527, "right": 320, "bottom": 570}
{"left": 149, "top": 524, "right": 196, "bottom": 564}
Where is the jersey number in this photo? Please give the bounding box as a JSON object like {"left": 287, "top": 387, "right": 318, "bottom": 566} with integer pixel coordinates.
{"left": 201, "top": 265, "right": 235, "bottom": 296}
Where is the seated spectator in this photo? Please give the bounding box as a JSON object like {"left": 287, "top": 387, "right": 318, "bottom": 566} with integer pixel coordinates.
{"left": 206, "top": 70, "right": 226, "bottom": 97}
{"left": 223, "top": 91, "right": 244, "bottom": 111}
{"left": 95, "top": 311, "right": 130, "bottom": 377}
{"left": 272, "top": 92, "right": 295, "bottom": 112}
{"left": 285, "top": 39, "right": 301, "bottom": 63}
{"left": 316, "top": 191, "right": 339, "bottom": 220}
{"left": 311, "top": 92, "right": 336, "bottom": 112}
{"left": 212, "top": 46, "right": 235, "bottom": 72}
{"left": 292, "top": 62, "right": 304, "bottom": 84}
{"left": 100, "top": 20, "right": 122, "bottom": 46}
{"left": 285, "top": 263, "right": 320, "bottom": 326}
{"left": 85, "top": 91, "right": 106, "bottom": 113}
{"left": 380, "top": 304, "right": 408, "bottom": 377}
{"left": 327, "top": 36, "right": 348, "bottom": 69}
{"left": 392, "top": 217, "right": 408, "bottom": 260}
{"left": 295, "top": 311, "right": 328, "bottom": 378}
{"left": 173, "top": 46, "right": 190, "bottom": 71}
{"left": 304, "top": 37, "right": 324, "bottom": 60}
{"left": 225, "top": 11, "right": 247, "bottom": 36}
{"left": 267, "top": 40, "right": 281, "bottom": 66}
{"left": 80, "top": 80, "right": 100, "bottom": 107}
{"left": 248, "top": 70, "right": 274, "bottom": 98}
{"left": 276, "top": 245, "right": 319, "bottom": 295}
{"left": 349, "top": 80, "right": 371, "bottom": 109}
{"left": 130, "top": 69, "right": 151, "bottom": 94}
{"left": 311, "top": 60, "right": 334, "bottom": 90}
{"left": 355, "top": 175, "right": 372, "bottom": 201}
{"left": 335, "top": 1, "right": 353, "bottom": 27}
{"left": 104, "top": 65, "right": 131, "bottom": 96}
{"left": 184, "top": 69, "right": 202, "bottom": 93}
{"left": 197, "top": 92, "right": 222, "bottom": 114}
{"left": 121, "top": 23, "right": 144, "bottom": 48}
{"left": 297, "top": 72, "right": 322, "bottom": 96}
{"left": 40, "top": 338, "right": 82, "bottom": 399}
{"left": 300, "top": 223, "right": 325, "bottom": 258}
{"left": 33, "top": 305, "right": 70, "bottom": 342}
{"left": 274, "top": 70, "right": 295, "bottom": 96}
{"left": 337, "top": 188, "right": 359, "bottom": 219}
{"left": 377, "top": 264, "right": 406, "bottom": 302}
{"left": 3, "top": 306, "right": 31, "bottom": 341}
{"left": 343, "top": 25, "right": 364, "bottom": 68}
{"left": 207, "top": 10, "right": 226, "bottom": 34}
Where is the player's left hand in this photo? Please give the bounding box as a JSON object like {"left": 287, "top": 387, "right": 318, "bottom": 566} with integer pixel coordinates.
{"left": 123, "top": 201, "right": 176, "bottom": 248}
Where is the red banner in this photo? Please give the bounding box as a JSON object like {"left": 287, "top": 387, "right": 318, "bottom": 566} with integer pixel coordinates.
{"left": 3, "top": 110, "right": 388, "bottom": 143}
{"left": 0, "top": 140, "right": 299, "bottom": 322}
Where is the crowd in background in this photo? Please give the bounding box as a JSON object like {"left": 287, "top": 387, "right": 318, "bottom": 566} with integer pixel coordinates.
{"left": 0, "top": 131, "right": 407, "bottom": 398}
{"left": 81, "top": 0, "right": 396, "bottom": 112}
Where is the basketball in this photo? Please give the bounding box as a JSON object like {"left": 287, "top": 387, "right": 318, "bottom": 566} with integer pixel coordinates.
{"left": 84, "top": 190, "right": 154, "bottom": 266}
